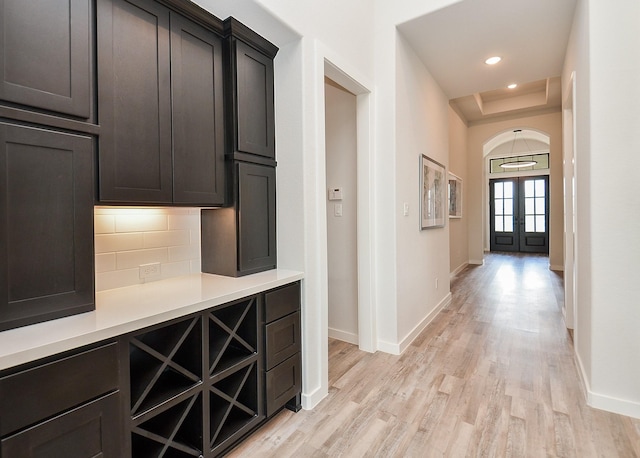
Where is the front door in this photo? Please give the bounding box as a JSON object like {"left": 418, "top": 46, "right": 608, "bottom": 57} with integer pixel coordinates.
{"left": 490, "top": 176, "right": 549, "bottom": 253}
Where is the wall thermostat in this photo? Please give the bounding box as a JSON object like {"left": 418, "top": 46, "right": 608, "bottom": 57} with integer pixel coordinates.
{"left": 328, "top": 187, "right": 343, "bottom": 201}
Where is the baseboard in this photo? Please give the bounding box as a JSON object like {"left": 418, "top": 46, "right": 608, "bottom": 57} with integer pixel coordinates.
{"left": 328, "top": 328, "right": 359, "bottom": 345}
{"left": 469, "top": 259, "right": 484, "bottom": 266}
{"left": 450, "top": 262, "right": 468, "bottom": 279}
{"left": 549, "top": 264, "right": 564, "bottom": 272}
{"left": 575, "top": 349, "right": 640, "bottom": 419}
{"left": 301, "top": 384, "right": 328, "bottom": 410}
{"left": 377, "top": 292, "right": 452, "bottom": 356}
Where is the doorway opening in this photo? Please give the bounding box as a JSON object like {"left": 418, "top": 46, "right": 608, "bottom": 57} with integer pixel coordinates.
{"left": 489, "top": 176, "right": 549, "bottom": 253}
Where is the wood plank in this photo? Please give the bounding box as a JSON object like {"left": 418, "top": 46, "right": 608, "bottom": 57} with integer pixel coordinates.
{"left": 227, "top": 253, "right": 640, "bottom": 457}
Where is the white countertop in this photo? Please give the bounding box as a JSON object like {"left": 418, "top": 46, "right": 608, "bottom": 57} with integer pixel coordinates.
{"left": 0, "top": 269, "right": 303, "bottom": 371}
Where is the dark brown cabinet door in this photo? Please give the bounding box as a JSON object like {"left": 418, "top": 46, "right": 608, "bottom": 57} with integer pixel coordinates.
{"left": 1, "top": 392, "right": 122, "bottom": 458}
{"left": 97, "top": 0, "right": 173, "bottom": 203}
{"left": 234, "top": 40, "right": 275, "bottom": 159}
{"left": 0, "top": 123, "right": 94, "bottom": 331}
{"left": 0, "top": 0, "right": 92, "bottom": 119}
{"left": 238, "top": 162, "right": 276, "bottom": 274}
{"left": 201, "top": 162, "right": 276, "bottom": 277}
{"left": 171, "top": 13, "right": 225, "bottom": 205}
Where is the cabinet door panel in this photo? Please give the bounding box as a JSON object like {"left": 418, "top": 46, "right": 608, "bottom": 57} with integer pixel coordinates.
{"left": 238, "top": 162, "right": 276, "bottom": 273}
{"left": 235, "top": 40, "right": 275, "bottom": 159}
{"left": 171, "top": 13, "right": 225, "bottom": 205}
{"left": 97, "top": 0, "right": 172, "bottom": 203}
{"left": 0, "top": 123, "right": 94, "bottom": 331}
{"left": 1, "top": 392, "right": 122, "bottom": 458}
{"left": 265, "top": 353, "right": 301, "bottom": 417}
{"left": 0, "top": 0, "right": 91, "bottom": 118}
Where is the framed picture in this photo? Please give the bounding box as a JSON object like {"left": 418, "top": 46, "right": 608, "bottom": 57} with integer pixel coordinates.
{"left": 448, "top": 173, "right": 463, "bottom": 218}
{"left": 420, "top": 154, "right": 446, "bottom": 229}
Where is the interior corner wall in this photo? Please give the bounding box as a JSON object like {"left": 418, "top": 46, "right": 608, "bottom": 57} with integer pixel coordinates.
{"left": 394, "top": 32, "right": 451, "bottom": 350}
{"left": 466, "top": 112, "right": 563, "bottom": 268}
{"left": 325, "top": 81, "right": 359, "bottom": 343}
{"left": 584, "top": 0, "right": 640, "bottom": 417}
{"left": 448, "top": 107, "right": 469, "bottom": 275}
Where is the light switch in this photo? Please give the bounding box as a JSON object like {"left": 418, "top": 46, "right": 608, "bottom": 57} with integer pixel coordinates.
{"left": 334, "top": 203, "right": 343, "bottom": 217}
{"left": 328, "top": 187, "right": 343, "bottom": 201}
{"left": 403, "top": 202, "right": 409, "bottom": 216}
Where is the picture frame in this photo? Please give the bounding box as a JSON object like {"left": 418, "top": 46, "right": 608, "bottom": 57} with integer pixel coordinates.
{"left": 420, "top": 154, "right": 446, "bottom": 229}
{"left": 448, "top": 172, "right": 463, "bottom": 218}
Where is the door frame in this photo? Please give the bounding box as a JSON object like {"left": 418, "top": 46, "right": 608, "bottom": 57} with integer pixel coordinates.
{"left": 489, "top": 176, "right": 550, "bottom": 254}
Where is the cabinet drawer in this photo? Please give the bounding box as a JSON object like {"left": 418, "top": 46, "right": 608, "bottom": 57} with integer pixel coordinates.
{"left": 1, "top": 392, "right": 121, "bottom": 458}
{"left": 264, "top": 282, "right": 300, "bottom": 323}
{"left": 265, "top": 311, "right": 300, "bottom": 370}
{"left": 265, "top": 353, "right": 301, "bottom": 417}
{"left": 0, "top": 343, "right": 118, "bottom": 436}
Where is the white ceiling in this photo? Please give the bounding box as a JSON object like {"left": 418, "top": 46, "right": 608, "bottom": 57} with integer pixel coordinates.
{"left": 397, "top": 0, "right": 577, "bottom": 123}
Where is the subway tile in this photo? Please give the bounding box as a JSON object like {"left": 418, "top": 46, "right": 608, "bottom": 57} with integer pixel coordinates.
{"left": 190, "top": 228, "right": 201, "bottom": 245}
{"left": 116, "top": 248, "right": 169, "bottom": 270}
{"left": 160, "top": 261, "right": 191, "bottom": 279}
{"left": 169, "top": 244, "right": 200, "bottom": 262}
{"left": 190, "top": 258, "right": 202, "bottom": 273}
{"left": 94, "top": 215, "right": 115, "bottom": 234}
{"left": 95, "top": 268, "right": 140, "bottom": 291}
{"left": 95, "top": 253, "right": 116, "bottom": 273}
{"left": 144, "top": 230, "right": 190, "bottom": 248}
{"left": 168, "top": 213, "right": 199, "bottom": 230}
{"left": 115, "top": 213, "right": 168, "bottom": 233}
{"left": 95, "top": 233, "right": 144, "bottom": 253}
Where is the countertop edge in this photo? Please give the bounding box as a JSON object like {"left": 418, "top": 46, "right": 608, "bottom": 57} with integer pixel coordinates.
{"left": 0, "top": 270, "right": 304, "bottom": 371}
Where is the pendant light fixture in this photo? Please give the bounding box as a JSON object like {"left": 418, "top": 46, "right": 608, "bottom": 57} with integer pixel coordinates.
{"left": 500, "top": 129, "right": 538, "bottom": 169}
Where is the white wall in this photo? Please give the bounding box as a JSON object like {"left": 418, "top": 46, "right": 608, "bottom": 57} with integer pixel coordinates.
{"left": 562, "top": 0, "right": 640, "bottom": 418}
{"left": 325, "top": 81, "right": 359, "bottom": 343}
{"left": 394, "top": 33, "right": 452, "bottom": 352}
{"left": 448, "top": 107, "right": 469, "bottom": 275}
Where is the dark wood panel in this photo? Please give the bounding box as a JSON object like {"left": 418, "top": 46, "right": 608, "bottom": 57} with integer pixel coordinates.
{"left": 0, "top": 0, "right": 92, "bottom": 119}
{"left": 0, "top": 343, "right": 118, "bottom": 436}
{"left": 265, "top": 312, "right": 301, "bottom": 371}
{"left": 265, "top": 353, "right": 301, "bottom": 417}
{"left": 97, "top": 0, "right": 172, "bottom": 203}
{"left": 171, "top": 12, "right": 225, "bottom": 205}
{"left": 1, "top": 392, "right": 122, "bottom": 458}
{"left": 238, "top": 162, "right": 276, "bottom": 274}
{"left": 201, "top": 207, "right": 239, "bottom": 277}
{"left": 264, "top": 282, "right": 300, "bottom": 323}
{"left": 234, "top": 40, "right": 275, "bottom": 159}
{"left": 0, "top": 123, "right": 94, "bottom": 331}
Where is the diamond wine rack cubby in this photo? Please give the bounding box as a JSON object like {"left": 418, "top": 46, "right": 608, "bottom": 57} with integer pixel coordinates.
{"left": 126, "top": 296, "right": 263, "bottom": 457}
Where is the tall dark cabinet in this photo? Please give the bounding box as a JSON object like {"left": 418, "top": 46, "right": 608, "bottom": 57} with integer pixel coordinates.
{"left": 201, "top": 19, "right": 278, "bottom": 277}
{"left": 97, "top": 0, "right": 225, "bottom": 205}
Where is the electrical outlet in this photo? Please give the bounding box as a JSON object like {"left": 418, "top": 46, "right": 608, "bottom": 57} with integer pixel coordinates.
{"left": 139, "top": 262, "right": 161, "bottom": 279}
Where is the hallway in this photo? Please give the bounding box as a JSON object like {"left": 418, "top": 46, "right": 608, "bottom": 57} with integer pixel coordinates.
{"left": 229, "top": 254, "right": 640, "bottom": 457}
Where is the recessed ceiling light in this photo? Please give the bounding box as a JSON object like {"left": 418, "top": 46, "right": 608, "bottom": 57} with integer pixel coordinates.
{"left": 485, "top": 56, "right": 502, "bottom": 65}
{"left": 507, "top": 83, "right": 518, "bottom": 89}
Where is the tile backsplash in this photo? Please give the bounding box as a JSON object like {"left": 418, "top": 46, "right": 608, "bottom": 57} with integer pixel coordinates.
{"left": 94, "top": 207, "right": 202, "bottom": 291}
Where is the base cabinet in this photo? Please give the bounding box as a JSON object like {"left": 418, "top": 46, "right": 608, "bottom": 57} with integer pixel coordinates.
{"left": 0, "top": 343, "right": 122, "bottom": 457}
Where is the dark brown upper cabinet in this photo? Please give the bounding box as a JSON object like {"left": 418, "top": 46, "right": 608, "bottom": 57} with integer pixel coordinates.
{"left": 0, "top": 0, "right": 92, "bottom": 120}
{"left": 171, "top": 13, "right": 225, "bottom": 205}
{"left": 224, "top": 18, "right": 278, "bottom": 163}
{"left": 201, "top": 162, "right": 276, "bottom": 277}
{"left": 97, "top": 0, "right": 225, "bottom": 205}
{"left": 0, "top": 123, "right": 94, "bottom": 332}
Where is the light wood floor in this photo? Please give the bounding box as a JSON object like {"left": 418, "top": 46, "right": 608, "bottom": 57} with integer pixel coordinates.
{"left": 229, "top": 253, "right": 640, "bottom": 457}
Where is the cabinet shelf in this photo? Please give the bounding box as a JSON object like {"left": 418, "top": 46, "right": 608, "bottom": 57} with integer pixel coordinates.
{"left": 209, "top": 361, "right": 260, "bottom": 450}
{"left": 129, "top": 316, "right": 202, "bottom": 416}
{"left": 132, "top": 392, "right": 203, "bottom": 458}
{"left": 208, "top": 298, "right": 258, "bottom": 378}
